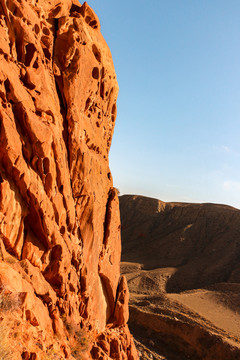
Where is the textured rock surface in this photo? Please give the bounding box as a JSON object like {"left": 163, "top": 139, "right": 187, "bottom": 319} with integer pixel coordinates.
{"left": 0, "top": 1, "right": 137, "bottom": 358}
{"left": 120, "top": 195, "right": 240, "bottom": 360}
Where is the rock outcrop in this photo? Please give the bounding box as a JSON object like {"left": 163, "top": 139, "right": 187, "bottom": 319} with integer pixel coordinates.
{"left": 0, "top": 1, "right": 137, "bottom": 358}
{"left": 120, "top": 195, "right": 240, "bottom": 360}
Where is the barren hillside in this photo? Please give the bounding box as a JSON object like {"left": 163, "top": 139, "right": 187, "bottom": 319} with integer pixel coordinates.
{"left": 120, "top": 195, "right": 240, "bottom": 360}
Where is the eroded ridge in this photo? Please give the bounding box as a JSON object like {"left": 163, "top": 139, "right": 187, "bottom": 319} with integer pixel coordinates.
{"left": 120, "top": 195, "right": 240, "bottom": 360}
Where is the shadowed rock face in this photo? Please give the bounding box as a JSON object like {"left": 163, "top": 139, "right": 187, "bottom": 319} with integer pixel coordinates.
{"left": 120, "top": 194, "right": 240, "bottom": 292}
{"left": 0, "top": 1, "right": 137, "bottom": 358}
{"left": 120, "top": 195, "right": 240, "bottom": 360}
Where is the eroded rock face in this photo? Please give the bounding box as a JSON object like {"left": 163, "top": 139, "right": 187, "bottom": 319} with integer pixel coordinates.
{"left": 0, "top": 1, "right": 137, "bottom": 358}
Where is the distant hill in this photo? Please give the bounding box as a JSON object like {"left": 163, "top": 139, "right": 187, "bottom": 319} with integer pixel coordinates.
{"left": 120, "top": 194, "right": 240, "bottom": 292}
{"left": 120, "top": 194, "right": 240, "bottom": 360}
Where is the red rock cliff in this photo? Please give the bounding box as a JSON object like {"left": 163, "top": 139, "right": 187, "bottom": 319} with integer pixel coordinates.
{"left": 0, "top": 0, "right": 138, "bottom": 358}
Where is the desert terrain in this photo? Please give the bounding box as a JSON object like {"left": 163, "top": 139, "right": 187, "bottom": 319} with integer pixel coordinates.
{"left": 120, "top": 195, "right": 240, "bottom": 360}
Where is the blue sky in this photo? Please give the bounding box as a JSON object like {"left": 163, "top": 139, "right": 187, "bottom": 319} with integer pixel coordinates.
{"left": 87, "top": 0, "right": 240, "bottom": 209}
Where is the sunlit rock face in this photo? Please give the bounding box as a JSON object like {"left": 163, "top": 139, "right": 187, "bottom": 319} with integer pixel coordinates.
{"left": 0, "top": 0, "right": 138, "bottom": 358}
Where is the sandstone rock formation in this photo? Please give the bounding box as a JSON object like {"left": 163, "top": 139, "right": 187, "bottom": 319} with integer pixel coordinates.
{"left": 0, "top": 1, "right": 137, "bottom": 358}
{"left": 120, "top": 195, "right": 240, "bottom": 360}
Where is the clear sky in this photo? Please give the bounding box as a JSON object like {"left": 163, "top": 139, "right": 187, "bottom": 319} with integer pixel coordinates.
{"left": 87, "top": 0, "right": 240, "bottom": 209}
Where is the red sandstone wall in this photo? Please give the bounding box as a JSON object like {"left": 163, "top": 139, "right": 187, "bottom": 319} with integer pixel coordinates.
{"left": 0, "top": 0, "right": 138, "bottom": 358}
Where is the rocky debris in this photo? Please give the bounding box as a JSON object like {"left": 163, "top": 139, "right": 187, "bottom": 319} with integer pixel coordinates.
{"left": 120, "top": 195, "right": 240, "bottom": 360}
{"left": 134, "top": 338, "right": 166, "bottom": 360}
{"left": 0, "top": 0, "right": 137, "bottom": 358}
